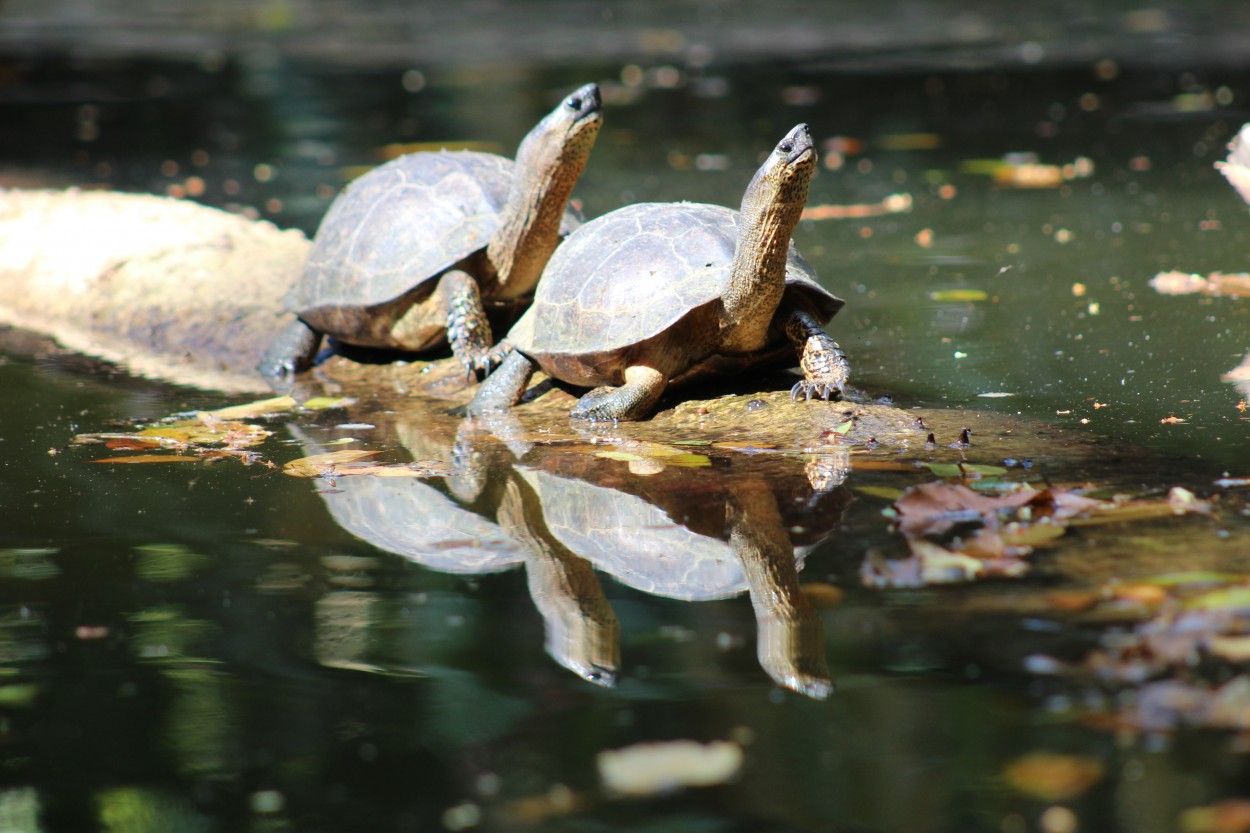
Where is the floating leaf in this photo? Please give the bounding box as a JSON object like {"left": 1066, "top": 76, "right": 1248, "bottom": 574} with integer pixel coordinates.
{"left": 929, "top": 289, "right": 989, "bottom": 302}
{"left": 88, "top": 455, "right": 202, "bottom": 464}
{"left": 594, "top": 444, "right": 712, "bottom": 468}
{"left": 283, "top": 449, "right": 379, "bottom": 477}
{"left": 800, "top": 193, "right": 912, "bottom": 221}
{"left": 849, "top": 460, "right": 917, "bottom": 472}
{"left": 711, "top": 441, "right": 779, "bottom": 451}
{"left": 136, "top": 418, "right": 271, "bottom": 448}
{"left": 1207, "top": 635, "right": 1250, "bottom": 663}
{"left": 206, "top": 395, "right": 298, "bottom": 419}
{"left": 670, "top": 439, "right": 712, "bottom": 447}
{"left": 301, "top": 397, "right": 353, "bottom": 411}
{"left": 1003, "top": 752, "right": 1105, "bottom": 802}
{"left": 1141, "top": 572, "right": 1246, "bottom": 588}
{"left": 923, "top": 462, "right": 1009, "bottom": 478}
{"left": 104, "top": 438, "right": 162, "bottom": 451}
{"left": 597, "top": 740, "right": 743, "bottom": 797}
{"left": 855, "top": 485, "right": 907, "bottom": 500}
{"left": 1184, "top": 586, "right": 1250, "bottom": 613}
{"left": 831, "top": 421, "right": 854, "bottom": 435}
{"left": 799, "top": 582, "right": 844, "bottom": 607}
{"left": 1179, "top": 799, "right": 1250, "bottom": 833}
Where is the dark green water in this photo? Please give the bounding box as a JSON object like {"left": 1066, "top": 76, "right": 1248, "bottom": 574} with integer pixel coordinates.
{"left": 4, "top": 15, "right": 1250, "bottom": 832}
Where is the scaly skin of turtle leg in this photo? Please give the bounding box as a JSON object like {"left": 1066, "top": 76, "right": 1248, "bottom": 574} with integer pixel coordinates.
{"left": 440, "top": 270, "right": 496, "bottom": 378}
{"left": 570, "top": 365, "right": 667, "bottom": 422}
{"left": 466, "top": 349, "right": 536, "bottom": 416}
{"left": 783, "top": 308, "right": 850, "bottom": 402}
{"left": 257, "top": 318, "right": 323, "bottom": 388}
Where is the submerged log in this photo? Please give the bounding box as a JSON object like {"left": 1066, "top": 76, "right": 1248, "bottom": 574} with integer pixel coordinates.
{"left": 0, "top": 187, "right": 1111, "bottom": 464}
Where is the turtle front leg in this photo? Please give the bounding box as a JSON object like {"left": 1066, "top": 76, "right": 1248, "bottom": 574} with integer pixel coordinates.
{"left": 783, "top": 308, "right": 850, "bottom": 402}
{"left": 466, "top": 349, "right": 537, "bottom": 415}
{"left": 439, "top": 270, "right": 500, "bottom": 378}
{"left": 570, "top": 365, "right": 667, "bottom": 422}
{"left": 258, "top": 317, "right": 323, "bottom": 389}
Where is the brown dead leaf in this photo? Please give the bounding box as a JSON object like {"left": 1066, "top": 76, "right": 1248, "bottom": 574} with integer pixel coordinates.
{"left": 87, "top": 455, "right": 202, "bottom": 464}
{"left": 800, "top": 193, "right": 912, "bottom": 221}
{"left": 1107, "top": 583, "right": 1169, "bottom": 606}
{"left": 1046, "top": 591, "right": 1100, "bottom": 612}
{"left": 104, "top": 438, "right": 162, "bottom": 451}
{"left": 893, "top": 482, "right": 1040, "bottom": 538}
{"left": 1003, "top": 752, "right": 1105, "bottom": 802}
{"left": 799, "top": 582, "right": 844, "bottom": 608}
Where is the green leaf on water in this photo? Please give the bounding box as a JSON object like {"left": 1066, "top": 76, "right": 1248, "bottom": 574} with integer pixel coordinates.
{"left": 929, "top": 289, "right": 989, "bottom": 302}
{"left": 1183, "top": 586, "right": 1250, "bottom": 612}
{"left": 924, "top": 462, "right": 1009, "bottom": 478}
{"left": 300, "top": 397, "right": 353, "bottom": 411}
{"left": 855, "top": 486, "right": 907, "bottom": 501}
{"left": 1141, "top": 572, "right": 1246, "bottom": 588}
{"left": 832, "top": 421, "right": 854, "bottom": 435}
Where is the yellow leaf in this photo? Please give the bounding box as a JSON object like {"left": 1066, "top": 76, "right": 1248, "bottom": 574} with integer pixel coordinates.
{"left": 283, "top": 449, "right": 380, "bottom": 477}
{"left": 206, "top": 395, "right": 297, "bottom": 419}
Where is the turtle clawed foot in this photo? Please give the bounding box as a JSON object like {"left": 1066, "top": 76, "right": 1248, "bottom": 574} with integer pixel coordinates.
{"left": 464, "top": 341, "right": 516, "bottom": 382}
{"left": 790, "top": 378, "right": 846, "bottom": 403}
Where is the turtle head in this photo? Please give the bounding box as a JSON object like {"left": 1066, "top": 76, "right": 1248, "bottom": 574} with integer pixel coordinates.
{"left": 742, "top": 123, "right": 817, "bottom": 214}
{"left": 719, "top": 125, "right": 818, "bottom": 353}
{"left": 491, "top": 83, "right": 603, "bottom": 295}
{"left": 515, "top": 82, "right": 603, "bottom": 174}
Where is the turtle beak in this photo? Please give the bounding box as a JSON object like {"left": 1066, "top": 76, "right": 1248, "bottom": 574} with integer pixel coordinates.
{"left": 566, "top": 83, "right": 603, "bottom": 125}
{"left": 783, "top": 123, "right": 815, "bottom": 166}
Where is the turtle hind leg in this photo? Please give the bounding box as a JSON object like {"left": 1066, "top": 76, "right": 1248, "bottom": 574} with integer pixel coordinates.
{"left": 438, "top": 270, "right": 499, "bottom": 379}
{"left": 258, "top": 318, "right": 323, "bottom": 388}
{"left": 570, "top": 365, "right": 667, "bottom": 422}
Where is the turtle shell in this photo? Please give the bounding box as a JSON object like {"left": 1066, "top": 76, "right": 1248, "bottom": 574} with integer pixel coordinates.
{"left": 288, "top": 150, "right": 580, "bottom": 346}
{"left": 510, "top": 202, "right": 842, "bottom": 385}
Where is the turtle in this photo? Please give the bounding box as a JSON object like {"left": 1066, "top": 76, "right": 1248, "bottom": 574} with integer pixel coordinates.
{"left": 259, "top": 82, "right": 603, "bottom": 384}
{"left": 468, "top": 122, "right": 850, "bottom": 421}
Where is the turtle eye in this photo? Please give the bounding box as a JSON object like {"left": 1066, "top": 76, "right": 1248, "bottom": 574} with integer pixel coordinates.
{"left": 567, "top": 96, "right": 583, "bottom": 110}
{"left": 779, "top": 141, "right": 794, "bottom": 154}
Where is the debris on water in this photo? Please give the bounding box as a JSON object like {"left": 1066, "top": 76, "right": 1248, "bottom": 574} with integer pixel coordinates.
{"left": 1002, "top": 752, "right": 1105, "bottom": 802}
{"left": 1178, "top": 798, "right": 1250, "bottom": 833}
{"left": 87, "top": 454, "right": 203, "bottom": 464}
{"left": 1150, "top": 271, "right": 1250, "bottom": 298}
{"left": 960, "top": 152, "right": 1093, "bottom": 188}
{"left": 1215, "top": 122, "right": 1250, "bottom": 206}
{"left": 597, "top": 739, "right": 743, "bottom": 797}
{"left": 876, "top": 481, "right": 1212, "bottom": 587}
{"left": 800, "top": 193, "right": 911, "bottom": 221}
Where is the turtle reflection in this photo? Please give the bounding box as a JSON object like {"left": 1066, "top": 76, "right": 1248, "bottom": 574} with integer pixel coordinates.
{"left": 290, "top": 419, "right": 619, "bottom": 686}
{"left": 294, "top": 410, "right": 851, "bottom": 698}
